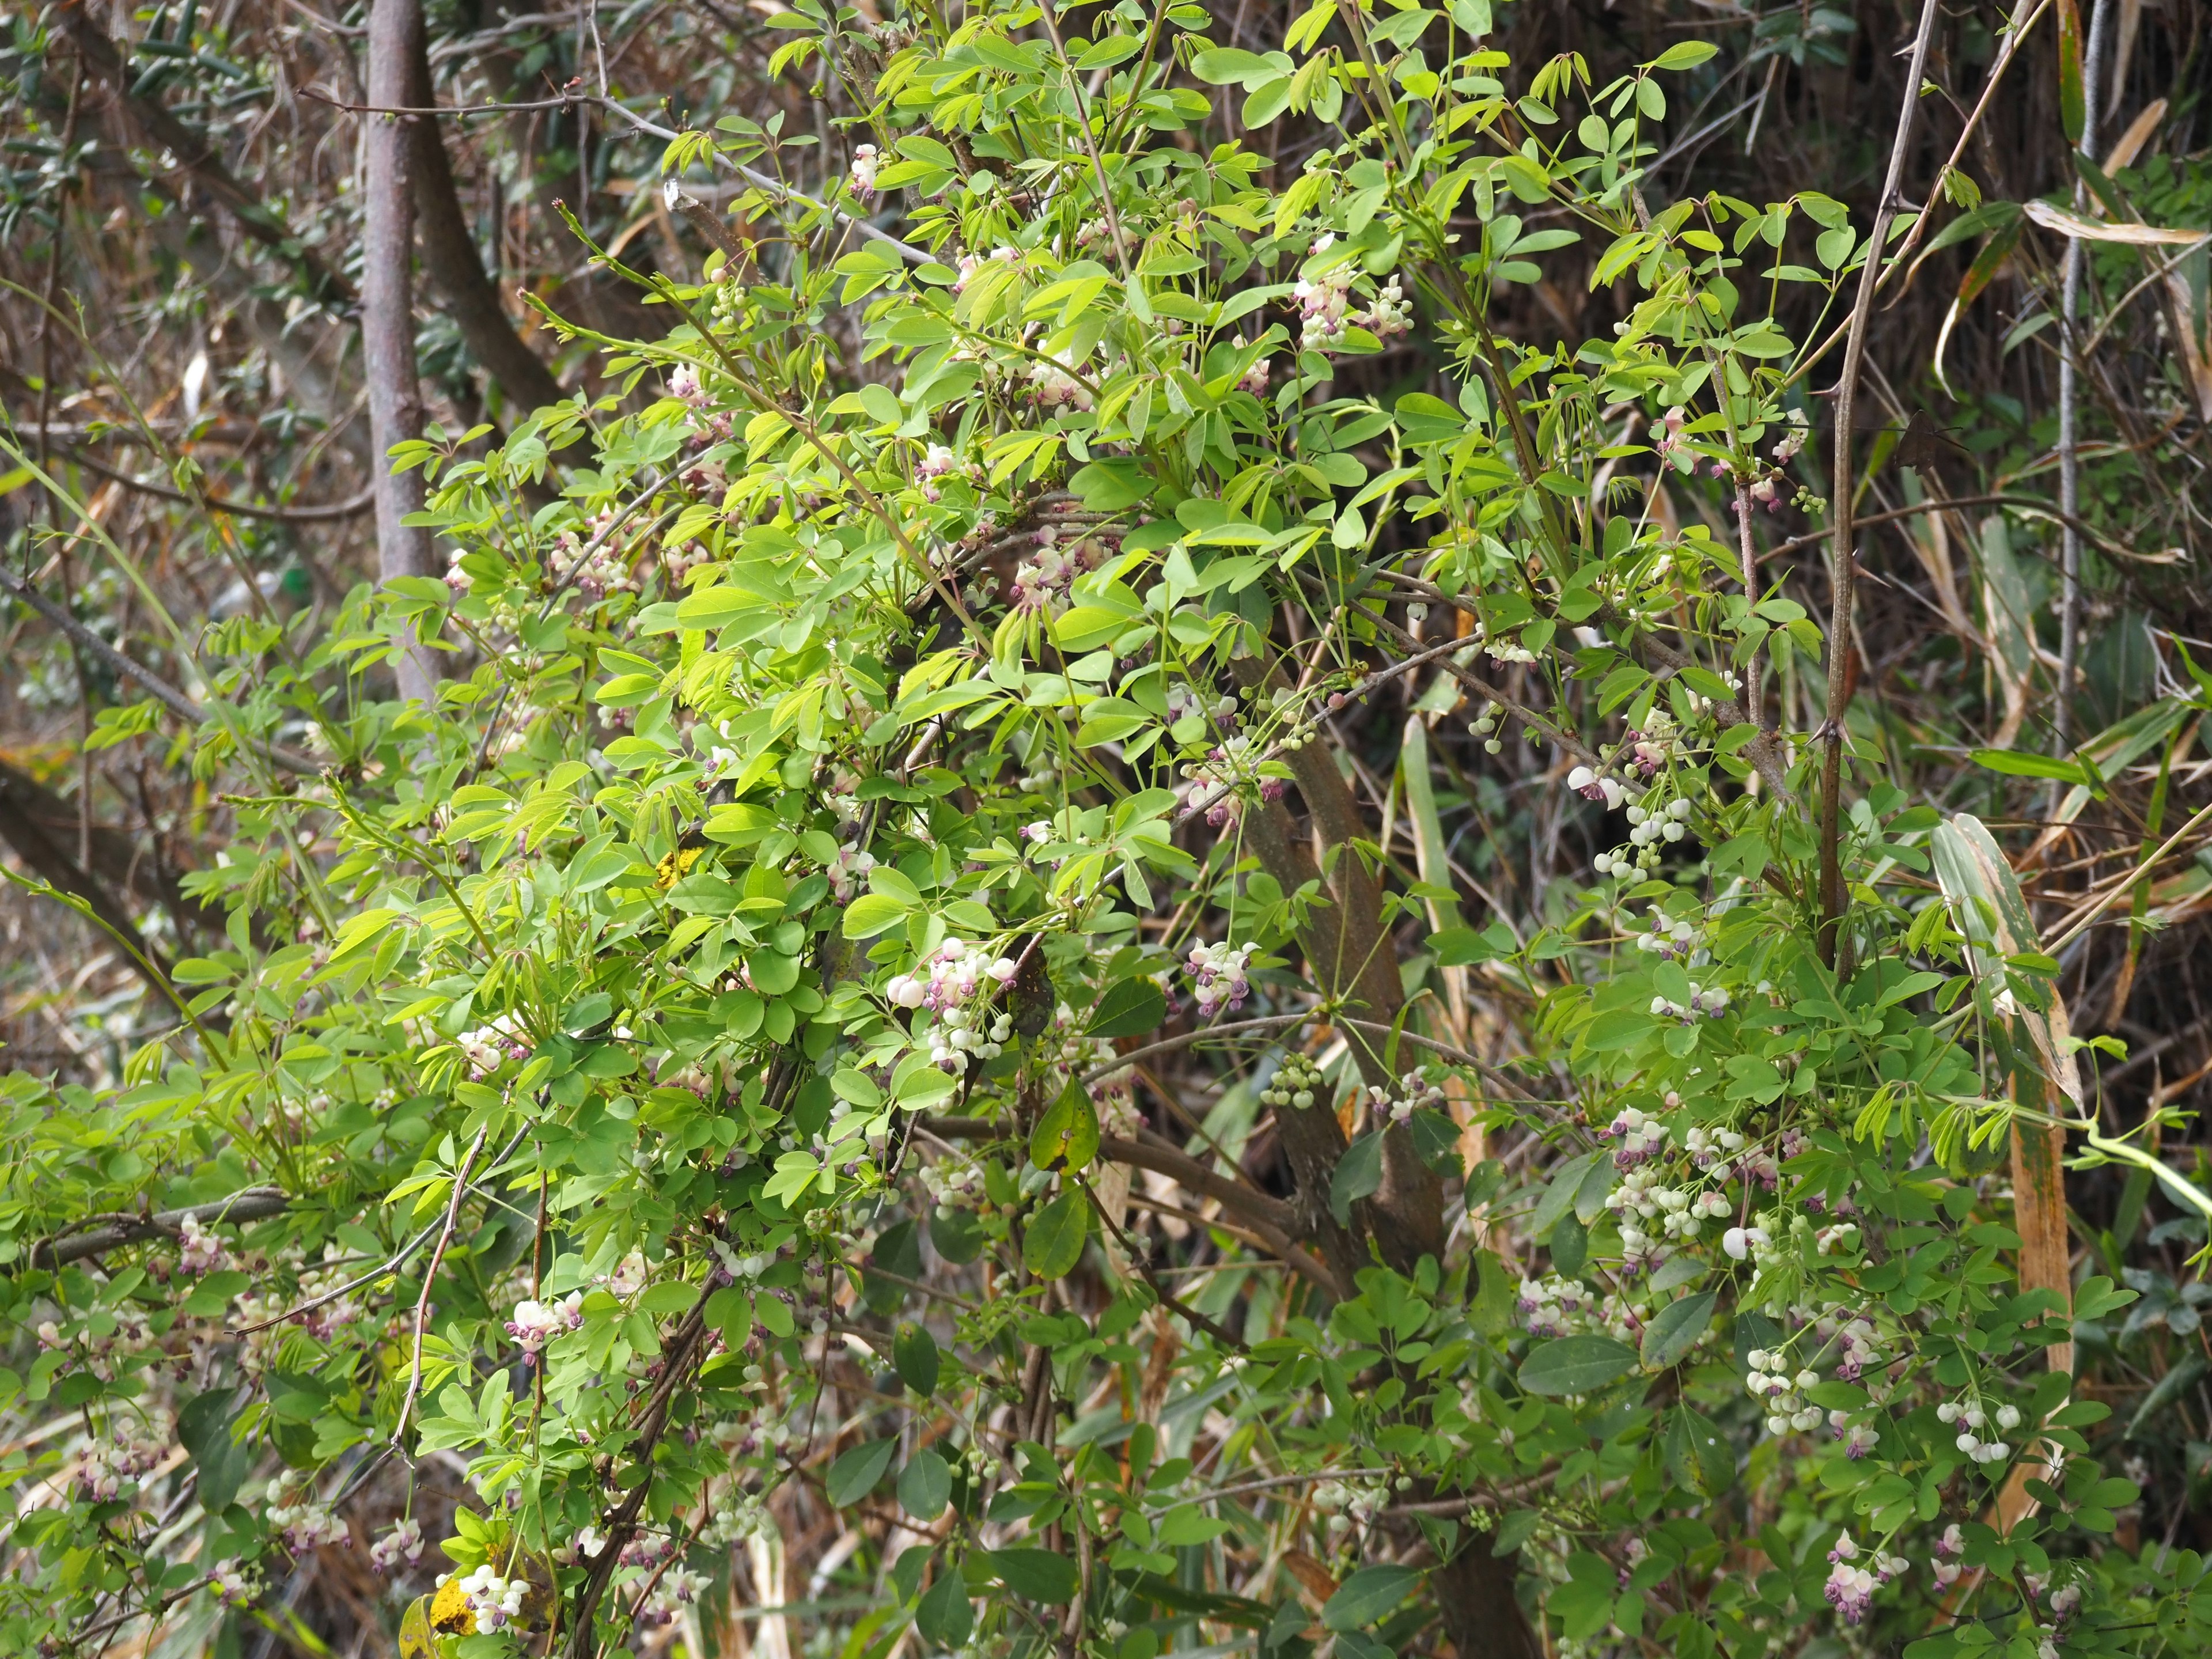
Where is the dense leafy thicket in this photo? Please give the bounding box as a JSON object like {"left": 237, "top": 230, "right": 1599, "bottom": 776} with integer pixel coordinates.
{"left": 6, "top": 3, "right": 2212, "bottom": 1659}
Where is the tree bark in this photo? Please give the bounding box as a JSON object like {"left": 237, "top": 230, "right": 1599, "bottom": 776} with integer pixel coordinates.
{"left": 365, "top": 0, "right": 438, "bottom": 705}
{"left": 403, "top": 26, "right": 567, "bottom": 419}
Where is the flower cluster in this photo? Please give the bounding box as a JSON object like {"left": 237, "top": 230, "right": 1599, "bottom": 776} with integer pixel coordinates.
{"left": 1609, "top": 1169, "right": 1731, "bottom": 1262}
{"left": 954, "top": 246, "right": 1017, "bottom": 290}
{"left": 371, "top": 1517, "right": 425, "bottom": 1574}
{"left": 1366, "top": 274, "right": 1413, "bottom": 339}
{"left": 1602, "top": 1104, "right": 1671, "bottom": 1169}
{"left": 1518, "top": 1272, "right": 1596, "bottom": 1339}
{"left": 452, "top": 1565, "right": 529, "bottom": 1633}
{"left": 1365, "top": 1070, "right": 1445, "bottom": 1127}
{"left": 1165, "top": 682, "right": 1237, "bottom": 727}
{"left": 826, "top": 844, "right": 876, "bottom": 903}
{"left": 850, "top": 144, "right": 879, "bottom": 195}
{"left": 457, "top": 1013, "right": 529, "bottom": 1080}
{"left": 1009, "top": 526, "right": 1107, "bottom": 613}
{"left": 1182, "top": 734, "right": 1282, "bottom": 828}
{"left": 1823, "top": 1533, "right": 1908, "bottom": 1624}
{"left": 1654, "top": 404, "right": 1694, "bottom": 469}
{"left": 177, "top": 1212, "right": 232, "bottom": 1275}
{"left": 638, "top": 1567, "right": 713, "bottom": 1628}
{"left": 1683, "top": 1123, "right": 1747, "bottom": 1171}
{"left": 1827, "top": 1410, "right": 1881, "bottom": 1459}
{"left": 1930, "top": 1522, "right": 1966, "bottom": 1588}
{"left": 1312, "top": 1474, "right": 1391, "bottom": 1531}
{"left": 79, "top": 1412, "right": 172, "bottom": 1502}
{"left": 1630, "top": 907, "right": 1700, "bottom": 959}
{"left": 507, "top": 1293, "right": 585, "bottom": 1357}
{"left": 1026, "top": 358, "right": 1094, "bottom": 410}
{"left": 1937, "top": 1396, "right": 2021, "bottom": 1465}
{"left": 211, "top": 1560, "right": 262, "bottom": 1608}
{"left": 915, "top": 443, "right": 971, "bottom": 502}
{"left": 1295, "top": 237, "right": 1355, "bottom": 350}
{"left": 1651, "top": 983, "right": 1729, "bottom": 1022}
{"left": 1186, "top": 940, "right": 1256, "bottom": 1018}
{"left": 888, "top": 940, "right": 1018, "bottom": 1073}
{"left": 266, "top": 1485, "right": 349, "bottom": 1553}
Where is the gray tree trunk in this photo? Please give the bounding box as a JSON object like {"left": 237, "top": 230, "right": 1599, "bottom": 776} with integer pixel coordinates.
{"left": 364, "top": 0, "right": 437, "bottom": 704}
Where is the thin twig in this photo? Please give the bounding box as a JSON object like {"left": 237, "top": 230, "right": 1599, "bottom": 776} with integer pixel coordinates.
{"left": 392, "top": 1125, "right": 490, "bottom": 1448}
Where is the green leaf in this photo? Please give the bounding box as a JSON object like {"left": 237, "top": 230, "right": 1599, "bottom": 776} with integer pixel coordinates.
{"left": 842, "top": 893, "right": 909, "bottom": 939}
{"left": 1031, "top": 1078, "right": 1101, "bottom": 1173}
{"left": 988, "top": 1547, "right": 1080, "bottom": 1603}
{"left": 1323, "top": 1565, "right": 1422, "bottom": 1630}
{"left": 2056, "top": 0, "right": 2085, "bottom": 145}
{"left": 1531, "top": 1149, "right": 1601, "bottom": 1240}
{"left": 894, "top": 1321, "right": 941, "bottom": 1395}
{"left": 1665, "top": 1403, "right": 1735, "bottom": 1496}
{"left": 825, "top": 1437, "right": 898, "bottom": 1507}
{"left": 1639, "top": 1289, "right": 1716, "bottom": 1370}
{"left": 1329, "top": 1132, "right": 1386, "bottom": 1225}
{"left": 898, "top": 1449, "right": 952, "bottom": 1518}
{"left": 1518, "top": 1334, "right": 1638, "bottom": 1396}
{"left": 916, "top": 1568, "right": 974, "bottom": 1644}
{"left": 1022, "top": 1192, "right": 1090, "bottom": 1279}
{"left": 2127, "top": 1351, "right": 2207, "bottom": 1438}
{"left": 1648, "top": 40, "right": 1717, "bottom": 71}
{"left": 1088, "top": 977, "right": 1165, "bottom": 1039}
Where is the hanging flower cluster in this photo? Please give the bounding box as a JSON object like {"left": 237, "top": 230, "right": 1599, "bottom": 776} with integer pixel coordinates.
{"left": 370, "top": 1518, "right": 425, "bottom": 1574}
{"left": 1009, "top": 526, "right": 1108, "bottom": 613}
{"left": 1365, "top": 1070, "right": 1446, "bottom": 1127}
{"left": 1938, "top": 1396, "right": 2022, "bottom": 1465}
{"left": 1185, "top": 940, "right": 1256, "bottom": 1018}
{"left": 1823, "top": 1533, "right": 1909, "bottom": 1624}
{"left": 506, "top": 1292, "right": 586, "bottom": 1358}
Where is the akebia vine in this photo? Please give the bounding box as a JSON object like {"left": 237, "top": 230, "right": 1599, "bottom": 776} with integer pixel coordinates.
{"left": 3, "top": 5, "right": 2210, "bottom": 1659}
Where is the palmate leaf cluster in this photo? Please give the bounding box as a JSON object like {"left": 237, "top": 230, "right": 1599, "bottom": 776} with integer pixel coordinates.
{"left": 5, "top": 3, "right": 2212, "bottom": 1659}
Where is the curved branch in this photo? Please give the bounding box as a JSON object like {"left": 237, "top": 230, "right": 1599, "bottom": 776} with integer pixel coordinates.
{"left": 22, "top": 1186, "right": 290, "bottom": 1272}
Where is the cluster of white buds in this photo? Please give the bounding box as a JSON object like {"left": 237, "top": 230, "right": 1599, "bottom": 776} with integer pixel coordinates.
{"left": 1609, "top": 1169, "right": 1730, "bottom": 1259}
{"left": 1187, "top": 940, "right": 1256, "bottom": 1018}
{"left": 506, "top": 1293, "right": 585, "bottom": 1357}
{"left": 1312, "top": 1475, "right": 1389, "bottom": 1531}
{"left": 1683, "top": 1124, "right": 1746, "bottom": 1173}
{"left": 1603, "top": 1105, "right": 1671, "bottom": 1169}
{"left": 1165, "top": 683, "right": 1238, "bottom": 726}
{"left": 920, "top": 1156, "right": 987, "bottom": 1215}
{"left": 1466, "top": 703, "right": 1505, "bottom": 755}
{"left": 638, "top": 1567, "right": 713, "bottom": 1628}
{"left": 1827, "top": 1411, "right": 1881, "bottom": 1459}
{"left": 1517, "top": 1273, "right": 1593, "bottom": 1339}
{"left": 1294, "top": 236, "right": 1355, "bottom": 350}
{"left": 1937, "top": 1397, "right": 2020, "bottom": 1464}
{"left": 1650, "top": 983, "right": 1730, "bottom": 1022}
{"left": 826, "top": 845, "right": 876, "bottom": 903}
{"left": 457, "top": 1013, "right": 529, "bottom": 1080}
{"left": 1822, "top": 1533, "right": 1907, "bottom": 1625}
{"left": 452, "top": 1565, "right": 529, "bottom": 1632}
{"left": 370, "top": 1517, "right": 425, "bottom": 1574}
{"left": 1260, "top": 1052, "right": 1324, "bottom": 1113}
{"left": 1366, "top": 1070, "right": 1446, "bottom": 1127}
{"left": 953, "top": 246, "right": 1017, "bottom": 290}
{"left": 701, "top": 1486, "right": 777, "bottom": 1546}
{"left": 1745, "top": 1351, "right": 1824, "bottom": 1435}
{"left": 850, "top": 144, "right": 878, "bottom": 195}
{"left": 1009, "top": 525, "right": 1107, "bottom": 612}
{"left": 1364, "top": 274, "right": 1413, "bottom": 339}
{"left": 1930, "top": 1521, "right": 1966, "bottom": 1587}
{"left": 177, "top": 1213, "right": 233, "bottom": 1275}
{"left": 1627, "top": 796, "right": 1692, "bottom": 846}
